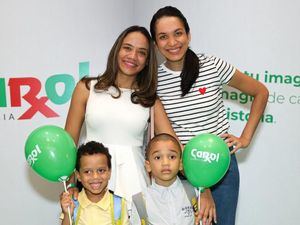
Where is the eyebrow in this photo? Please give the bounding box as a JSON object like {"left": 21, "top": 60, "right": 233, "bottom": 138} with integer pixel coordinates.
{"left": 80, "top": 163, "right": 108, "bottom": 169}
{"left": 151, "top": 149, "right": 180, "bottom": 155}
{"left": 157, "top": 28, "right": 184, "bottom": 35}
{"left": 122, "top": 43, "right": 148, "bottom": 52}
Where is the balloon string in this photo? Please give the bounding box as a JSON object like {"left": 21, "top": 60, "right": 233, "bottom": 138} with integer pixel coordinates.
{"left": 63, "top": 180, "right": 73, "bottom": 225}
{"left": 198, "top": 188, "right": 202, "bottom": 225}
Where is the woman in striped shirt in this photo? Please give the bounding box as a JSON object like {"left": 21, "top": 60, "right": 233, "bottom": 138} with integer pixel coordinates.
{"left": 150, "top": 6, "right": 269, "bottom": 225}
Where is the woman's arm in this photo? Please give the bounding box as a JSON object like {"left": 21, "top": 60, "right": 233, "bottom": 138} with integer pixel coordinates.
{"left": 65, "top": 80, "right": 89, "bottom": 145}
{"left": 64, "top": 80, "right": 89, "bottom": 193}
{"left": 223, "top": 69, "right": 269, "bottom": 153}
{"left": 153, "top": 98, "right": 178, "bottom": 140}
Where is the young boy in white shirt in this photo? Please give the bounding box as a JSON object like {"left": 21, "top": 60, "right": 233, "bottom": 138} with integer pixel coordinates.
{"left": 132, "top": 133, "right": 215, "bottom": 225}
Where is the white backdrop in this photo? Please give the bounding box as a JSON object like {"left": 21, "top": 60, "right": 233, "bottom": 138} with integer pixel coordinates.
{"left": 1, "top": 1, "right": 299, "bottom": 225}
{"left": 135, "top": 1, "right": 300, "bottom": 225}
{"left": 0, "top": 1, "right": 134, "bottom": 225}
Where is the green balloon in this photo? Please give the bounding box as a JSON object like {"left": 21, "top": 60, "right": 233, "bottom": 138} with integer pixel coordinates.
{"left": 25, "top": 125, "right": 76, "bottom": 182}
{"left": 183, "top": 133, "right": 230, "bottom": 188}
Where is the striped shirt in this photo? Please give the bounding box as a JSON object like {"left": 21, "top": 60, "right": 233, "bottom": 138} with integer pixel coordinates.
{"left": 157, "top": 54, "right": 236, "bottom": 144}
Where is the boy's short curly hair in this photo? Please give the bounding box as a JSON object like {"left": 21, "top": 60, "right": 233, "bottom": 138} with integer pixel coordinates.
{"left": 76, "top": 141, "right": 111, "bottom": 171}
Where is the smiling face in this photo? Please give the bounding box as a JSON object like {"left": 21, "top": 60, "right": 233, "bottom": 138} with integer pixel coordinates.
{"left": 155, "top": 16, "right": 190, "bottom": 70}
{"left": 145, "top": 139, "right": 182, "bottom": 187}
{"left": 154, "top": 16, "right": 191, "bottom": 70}
{"left": 116, "top": 31, "right": 149, "bottom": 86}
{"left": 76, "top": 153, "right": 111, "bottom": 203}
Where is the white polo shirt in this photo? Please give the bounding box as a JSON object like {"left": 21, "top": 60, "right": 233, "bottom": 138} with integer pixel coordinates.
{"left": 132, "top": 177, "right": 195, "bottom": 225}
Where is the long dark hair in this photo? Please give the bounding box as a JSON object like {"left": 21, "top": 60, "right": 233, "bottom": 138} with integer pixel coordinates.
{"left": 150, "top": 6, "right": 200, "bottom": 96}
{"left": 84, "top": 25, "right": 157, "bottom": 107}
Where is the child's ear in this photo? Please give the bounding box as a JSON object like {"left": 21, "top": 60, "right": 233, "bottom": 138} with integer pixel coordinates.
{"left": 107, "top": 168, "right": 112, "bottom": 179}
{"left": 179, "top": 159, "right": 183, "bottom": 171}
{"left": 75, "top": 170, "right": 81, "bottom": 182}
{"left": 145, "top": 160, "right": 152, "bottom": 173}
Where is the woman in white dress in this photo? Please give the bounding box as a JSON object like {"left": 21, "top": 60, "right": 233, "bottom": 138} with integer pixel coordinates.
{"left": 64, "top": 26, "right": 177, "bottom": 214}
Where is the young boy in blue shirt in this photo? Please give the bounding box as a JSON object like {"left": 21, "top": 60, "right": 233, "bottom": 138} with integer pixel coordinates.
{"left": 60, "top": 141, "right": 129, "bottom": 225}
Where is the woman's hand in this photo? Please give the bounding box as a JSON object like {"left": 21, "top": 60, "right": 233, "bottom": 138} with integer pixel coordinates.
{"left": 221, "top": 133, "right": 250, "bottom": 154}
{"left": 195, "top": 188, "right": 216, "bottom": 225}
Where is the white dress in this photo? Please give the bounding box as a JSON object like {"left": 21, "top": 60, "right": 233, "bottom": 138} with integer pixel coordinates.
{"left": 84, "top": 81, "right": 150, "bottom": 203}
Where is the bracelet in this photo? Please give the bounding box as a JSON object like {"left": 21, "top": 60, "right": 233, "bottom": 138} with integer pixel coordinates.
{"left": 66, "top": 183, "right": 76, "bottom": 189}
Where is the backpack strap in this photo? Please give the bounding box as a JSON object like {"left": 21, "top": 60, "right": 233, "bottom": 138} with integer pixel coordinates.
{"left": 132, "top": 192, "right": 148, "bottom": 225}
{"left": 150, "top": 106, "right": 154, "bottom": 139}
{"left": 113, "top": 194, "right": 122, "bottom": 222}
{"left": 73, "top": 192, "right": 123, "bottom": 225}
{"left": 73, "top": 199, "right": 80, "bottom": 225}
{"left": 109, "top": 191, "right": 125, "bottom": 225}
{"left": 181, "top": 180, "right": 198, "bottom": 213}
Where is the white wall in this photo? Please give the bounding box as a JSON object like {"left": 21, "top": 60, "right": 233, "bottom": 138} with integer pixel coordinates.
{"left": 0, "top": 1, "right": 134, "bottom": 224}
{"left": 1, "top": 1, "right": 299, "bottom": 225}
{"left": 134, "top": 1, "right": 300, "bottom": 225}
